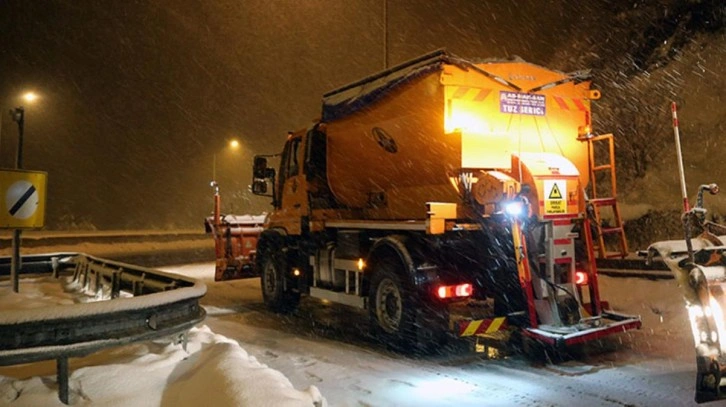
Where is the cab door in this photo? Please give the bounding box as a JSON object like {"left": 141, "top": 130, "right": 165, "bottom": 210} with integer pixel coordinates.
{"left": 269, "top": 133, "right": 308, "bottom": 235}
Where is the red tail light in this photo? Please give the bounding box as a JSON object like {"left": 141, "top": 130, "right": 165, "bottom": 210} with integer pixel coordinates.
{"left": 436, "top": 283, "right": 473, "bottom": 299}
{"left": 575, "top": 271, "right": 589, "bottom": 285}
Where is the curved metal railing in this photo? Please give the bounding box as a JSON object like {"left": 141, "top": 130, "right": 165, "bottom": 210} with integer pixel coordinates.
{"left": 0, "top": 253, "right": 206, "bottom": 404}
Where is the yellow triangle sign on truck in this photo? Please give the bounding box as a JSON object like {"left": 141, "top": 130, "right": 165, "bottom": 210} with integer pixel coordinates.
{"left": 544, "top": 180, "right": 566, "bottom": 215}
{"left": 548, "top": 183, "right": 563, "bottom": 200}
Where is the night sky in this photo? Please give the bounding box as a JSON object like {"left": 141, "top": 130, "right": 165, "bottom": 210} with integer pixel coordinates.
{"left": 0, "top": 1, "right": 643, "bottom": 229}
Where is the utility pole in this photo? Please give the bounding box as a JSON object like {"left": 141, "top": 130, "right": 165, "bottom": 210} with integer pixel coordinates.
{"left": 9, "top": 106, "right": 25, "bottom": 293}
{"left": 383, "top": 0, "right": 388, "bottom": 69}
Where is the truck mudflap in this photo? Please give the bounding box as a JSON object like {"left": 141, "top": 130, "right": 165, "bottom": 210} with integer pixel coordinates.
{"left": 521, "top": 311, "right": 641, "bottom": 349}
{"left": 455, "top": 317, "right": 509, "bottom": 337}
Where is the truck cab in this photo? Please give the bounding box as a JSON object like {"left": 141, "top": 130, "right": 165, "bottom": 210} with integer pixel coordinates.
{"left": 253, "top": 126, "right": 337, "bottom": 236}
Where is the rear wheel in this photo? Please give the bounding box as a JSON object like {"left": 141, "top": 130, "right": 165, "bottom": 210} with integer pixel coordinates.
{"left": 369, "top": 259, "right": 416, "bottom": 351}
{"left": 258, "top": 235, "right": 299, "bottom": 313}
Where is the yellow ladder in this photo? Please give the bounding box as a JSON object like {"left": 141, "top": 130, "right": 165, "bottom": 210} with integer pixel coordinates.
{"left": 585, "top": 134, "right": 628, "bottom": 259}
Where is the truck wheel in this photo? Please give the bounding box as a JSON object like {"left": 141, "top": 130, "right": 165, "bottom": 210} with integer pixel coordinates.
{"left": 259, "top": 242, "right": 299, "bottom": 313}
{"left": 369, "top": 260, "right": 415, "bottom": 351}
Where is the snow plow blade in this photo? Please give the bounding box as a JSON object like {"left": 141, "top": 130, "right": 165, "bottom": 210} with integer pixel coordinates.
{"left": 205, "top": 214, "right": 266, "bottom": 281}
{"left": 644, "top": 179, "right": 726, "bottom": 402}
{"left": 522, "top": 311, "right": 641, "bottom": 349}
{"left": 648, "top": 238, "right": 726, "bottom": 404}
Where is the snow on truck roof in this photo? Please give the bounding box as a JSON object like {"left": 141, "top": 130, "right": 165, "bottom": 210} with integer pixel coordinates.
{"left": 321, "top": 49, "right": 452, "bottom": 122}
{"left": 321, "top": 49, "right": 592, "bottom": 123}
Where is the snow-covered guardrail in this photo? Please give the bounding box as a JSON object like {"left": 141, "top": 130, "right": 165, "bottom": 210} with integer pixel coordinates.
{"left": 0, "top": 230, "right": 214, "bottom": 270}
{"left": 0, "top": 230, "right": 208, "bottom": 247}
{"left": 0, "top": 253, "right": 206, "bottom": 404}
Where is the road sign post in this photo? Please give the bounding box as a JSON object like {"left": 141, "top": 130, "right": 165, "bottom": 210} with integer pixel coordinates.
{"left": 7, "top": 105, "right": 44, "bottom": 293}
{"left": 10, "top": 107, "right": 24, "bottom": 293}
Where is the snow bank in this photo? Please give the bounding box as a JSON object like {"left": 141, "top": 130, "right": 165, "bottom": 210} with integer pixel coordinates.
{"left": 0, "top": 326, "right": 325, "bottom": 407}
{"left": 162, "top": 327, "right": 324, "bottom": 407}
{"left": 0, "top": 276, "right": 326, "bottom": 407}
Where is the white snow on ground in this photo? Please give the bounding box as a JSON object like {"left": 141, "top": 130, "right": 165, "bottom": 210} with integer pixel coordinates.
{"left": 0, "top": 275, "right": 326, "bottom": 407}
{"left": 162, "top": 263, "right": 702, "bottom": 407}
{"left": 0, "top": 259, "right": 706, "bottom": 407}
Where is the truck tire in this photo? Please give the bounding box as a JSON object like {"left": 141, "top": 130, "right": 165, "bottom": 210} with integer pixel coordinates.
{"left": 258, "top": 236, "right": 300, "bottom": 313}
{"left": 369, "top": 258, "right": 416, "bottom": 351}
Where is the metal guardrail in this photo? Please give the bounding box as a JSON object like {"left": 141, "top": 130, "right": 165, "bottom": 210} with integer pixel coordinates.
{"left": 0, "top": 230, "right": 209, "bottom": 248}
{"left": 0, "top": 253, "right": 206, "bottom": 404}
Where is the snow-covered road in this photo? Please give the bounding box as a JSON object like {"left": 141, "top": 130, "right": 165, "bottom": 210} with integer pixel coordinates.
{"left": 164, "top": 262, "right": 701, "bottom": 407}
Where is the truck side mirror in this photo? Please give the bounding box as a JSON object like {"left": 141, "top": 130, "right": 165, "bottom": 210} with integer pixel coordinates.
{"left": 252, "top": 180, "right": 268, "bottom": 195}
{"left": 253, "top": 156, "right": 268, "bottom": 179}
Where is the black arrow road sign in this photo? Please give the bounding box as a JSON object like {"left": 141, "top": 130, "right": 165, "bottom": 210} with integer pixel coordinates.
{"left": 9, "top": 184, "right": 36, "bottom": 216}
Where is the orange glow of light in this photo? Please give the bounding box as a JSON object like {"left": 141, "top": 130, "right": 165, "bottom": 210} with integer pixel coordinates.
{"left": 444, "top": 99, "right": 488, "bottom": 134}
{"left": 456, "top": 283, "right": 473, "bottom": 297}
{"left": 445, "top": 109, "right": 487, "bottom": 134}
{"left": 575, "top": 271, "right": 589, "bottom": 285}
{"left": 436, "top": 283, "right": 473, "bottom": 299}
{"left": 22, "top": 92, "right": 38, "bottom": 103}
{"left": 437, "top": 286, "right": 447, "bottom": 299}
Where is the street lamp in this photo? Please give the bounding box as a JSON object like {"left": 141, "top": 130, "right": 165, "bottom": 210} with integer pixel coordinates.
{"left": 212, "top": 138, "right": 241, "bottom": 183}
{"left": 22, "top": 92, "right": 38, "bottom": 104}
{"left": 8, "top": 91, "right": 38, "bottom": 169}
{"left": 9, "top": 107, "right": 25, "bottom": 169}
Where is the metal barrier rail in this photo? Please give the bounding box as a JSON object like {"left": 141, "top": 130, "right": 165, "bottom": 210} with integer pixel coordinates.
{"left": 0, "top": 230, "right": 208, "bottom": 247}
{"left": 0, "top": 253, "right": 206, "bottom": 404}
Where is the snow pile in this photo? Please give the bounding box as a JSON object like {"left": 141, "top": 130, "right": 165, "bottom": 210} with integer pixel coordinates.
{"left": 161, "top": 327, "right": 324, "bottom": 407}
{"left": 0, "top": 277, "right": 326, "bottom": 407}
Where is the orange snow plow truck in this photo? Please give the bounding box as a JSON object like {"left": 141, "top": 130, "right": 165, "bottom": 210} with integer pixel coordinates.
{"left": 237, "top": 50, "right": 641, "bottom": 352}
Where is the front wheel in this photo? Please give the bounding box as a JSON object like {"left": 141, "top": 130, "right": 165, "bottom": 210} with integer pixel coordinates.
{"left": 258, "top": 237, "right": 299, "bottom": 313}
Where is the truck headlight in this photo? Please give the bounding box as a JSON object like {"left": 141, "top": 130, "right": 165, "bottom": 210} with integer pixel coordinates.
{"left": 504, "top": 201, "right": 524, "bottom": 217}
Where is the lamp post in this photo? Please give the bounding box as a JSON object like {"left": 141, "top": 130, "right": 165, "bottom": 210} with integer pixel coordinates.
{"left": 210, "top": 139, "right": 241, "bottom": 219}
{"left": 8, "top": 107, "right": 24, "bottom": 293}
{"left": 7, "top": 91, "right": 38, "bottom": 293}
{"left": 10, "top": 107, "right": 24, "bottom": 168}
{"left": 383, "top": 0, "right": 388, "bottom": 69}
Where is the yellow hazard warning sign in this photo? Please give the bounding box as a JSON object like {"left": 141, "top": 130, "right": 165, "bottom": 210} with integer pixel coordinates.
{"left": 544, "top": 180, "right": 566, "bottom": 214}
{"left": 548, "top": 183, "right": 563, "bottom": 200}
